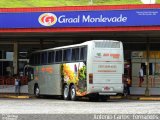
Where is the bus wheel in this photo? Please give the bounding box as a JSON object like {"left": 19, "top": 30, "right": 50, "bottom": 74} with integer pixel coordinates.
{"left": 70, "top": 85, "right": 76, "bottom": 101}
{"left": 63, "top": 85, "right": 70, "bottom": 100}
{"left": 35, "top": 86, "right": 40, "bottom": 97}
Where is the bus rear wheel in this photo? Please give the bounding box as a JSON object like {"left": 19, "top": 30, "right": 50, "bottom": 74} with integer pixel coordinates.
{"left": 70, "top": 85, "right": 76, "bottom": 101}
{"left": 63, "top": 85, "right": 70, "bottom": 100}
{"left": 34, "top": 85, "right": 40, "bottom": 97}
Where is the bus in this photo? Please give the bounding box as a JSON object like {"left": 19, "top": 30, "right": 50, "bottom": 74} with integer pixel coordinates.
{"left": 27, "top": 40, "right": 124, "bottom": 101}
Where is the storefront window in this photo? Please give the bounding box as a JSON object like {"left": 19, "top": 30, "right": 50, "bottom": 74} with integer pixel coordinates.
{"left": 154, "top": 63, "right": 160, "bottom": 75}
{"left": 141, "top": 63, "right": 155, "bottom": 75}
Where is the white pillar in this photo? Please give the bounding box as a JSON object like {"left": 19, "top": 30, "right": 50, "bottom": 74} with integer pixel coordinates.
{"left": 13, "top": 41, "right": 18, "bottom": 75}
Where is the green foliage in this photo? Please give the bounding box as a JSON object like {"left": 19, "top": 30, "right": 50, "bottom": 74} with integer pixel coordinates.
{"left": 78, "top": 66, "right": 86, "bottom": 81}
{"left": 1, "top": 0, "right": 160, "bottom": 8}
{"left": 79, "top": 88, "right": 86, "bottom": 92}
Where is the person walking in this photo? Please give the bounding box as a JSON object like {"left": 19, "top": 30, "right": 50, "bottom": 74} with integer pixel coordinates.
{"left": 126, "top": 78, "right": 131, "bottom": 95}
{"left": 139, "top": 66, "right": 144, "bottom": 87}
{"left": 124, "top": 78, "right": 131, "bottom": 96}
{"left": 15, "top": 76, "right": 21, "bottom": 95}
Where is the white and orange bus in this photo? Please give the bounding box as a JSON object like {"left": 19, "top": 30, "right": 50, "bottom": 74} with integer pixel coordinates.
{"left": 27, "top": 40, "right": 124, "bottom": 101}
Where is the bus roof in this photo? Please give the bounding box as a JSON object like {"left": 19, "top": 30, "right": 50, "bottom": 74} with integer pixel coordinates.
{"left": 32, "top": 40, "right": 121, "bottom": 53}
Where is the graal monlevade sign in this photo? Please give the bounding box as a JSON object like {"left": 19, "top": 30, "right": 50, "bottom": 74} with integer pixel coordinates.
{"left": 0, "top": 9, "right": 159, "bottom": 28}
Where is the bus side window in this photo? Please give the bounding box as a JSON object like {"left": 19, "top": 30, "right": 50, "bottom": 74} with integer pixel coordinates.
{"left": 33, "top": 54, "right": 37, "bottom": 65}
{"left": 80, "top": 47, "right": 87, "bottom": 61}
{"left": 55, "top": 50, "right": 62, "bottom": 63}
{"left": 29, "top": 54, "right": 34, "bottom": 65}
{"left": 35, "top": 53, "right": 41, "bottom": 65}
{"left": 48, "top": 51, "right": 55, "bottom": 64}
{"left": 41, "top": 52, "right": 48, "bottom": 65}
{"left": 63, "top": 49, "right": 71, "bottom": 62}
{"left": 72, "top": 48, "right": 79, "bottom": 62}
{"left": 34, "top": 54, "right": 38, "bottom": 65}
{"left": 38, "top": 53, "right": 41, "bottom": 65}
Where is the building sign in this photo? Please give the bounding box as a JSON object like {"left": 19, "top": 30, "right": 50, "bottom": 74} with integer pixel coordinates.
{"left": 0, "top": 9, "right": 160, "bottom": 28}
{"left": 132, "top": 51, "right": 160, "bottom": 59}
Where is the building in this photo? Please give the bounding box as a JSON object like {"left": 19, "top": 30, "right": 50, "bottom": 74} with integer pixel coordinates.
{"left": 0, "top": 4, "right": 160, "bottom": 95}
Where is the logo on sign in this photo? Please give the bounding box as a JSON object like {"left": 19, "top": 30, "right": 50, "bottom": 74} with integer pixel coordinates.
{"left": 97, "top": 53, "right": 101, "bottom": 56}
{"left": 38, "top": 13, "right": 57, "bottom": 26}
{"left": 95, "top": 53, "right": 102, "bottom": 58}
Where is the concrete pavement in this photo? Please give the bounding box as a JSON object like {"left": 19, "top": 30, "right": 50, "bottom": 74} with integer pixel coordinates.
{"left": 1, "top": 93, "right": 160, "bottom": 101}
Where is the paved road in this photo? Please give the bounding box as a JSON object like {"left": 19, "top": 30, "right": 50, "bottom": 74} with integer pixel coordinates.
{"left": 0, "top": 98, "right": 160, "bottom": 114}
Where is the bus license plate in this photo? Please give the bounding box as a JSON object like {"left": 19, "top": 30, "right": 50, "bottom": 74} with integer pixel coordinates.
{"left": 102, "top": 87, "right": 113, "bottom": 92}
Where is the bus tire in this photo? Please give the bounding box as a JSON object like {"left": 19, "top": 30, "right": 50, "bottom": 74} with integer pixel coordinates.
{"left": 34, "top": 85, "right": 40, "bottom": 97}
{"left": 70, "top": 85, "right": 76, "bottom": 101}
{"left": 63, "top": 85, "right": 70, "bottom": 100}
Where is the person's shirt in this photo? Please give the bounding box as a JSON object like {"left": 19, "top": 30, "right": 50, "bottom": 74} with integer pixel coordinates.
{"left": 15, "top": 79, "right": 19, "bottom": 86}
{"left": 139, "top": 68, "right": 144, "bottom": 77}
{"left": 127, "top": 78, "right": 131, "bottom": 85}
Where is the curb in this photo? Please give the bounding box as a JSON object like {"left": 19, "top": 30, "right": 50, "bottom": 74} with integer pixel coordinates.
{"left": 110, "top": 96, "right": 123, "bottom": 99}
{"left": 110, "top": 96, "right": 160, "bottom": 101}
{"left": 126, "top": 96, "right": 160, "bottom": 101}
{"left": 110, "top": 96, "right": 139, "bottom": 100}
{"left": 0, "top": 95, "right": 30, "bottom": 99}
{"left": 139, "top": 97, "right": 160, "bottom": 101}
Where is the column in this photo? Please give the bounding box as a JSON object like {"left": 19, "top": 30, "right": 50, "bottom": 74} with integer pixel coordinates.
{"left": 13, "top": 41, "right": 18, "bottom": 75}
{"left": 145, "top": 39, "right": 150, "bottom": 96}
